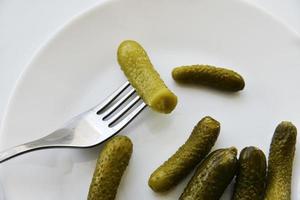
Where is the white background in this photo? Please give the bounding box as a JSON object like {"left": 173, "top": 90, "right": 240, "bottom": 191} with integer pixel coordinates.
{"left": 0, "top": 0, "right": 299, "bottom": 124}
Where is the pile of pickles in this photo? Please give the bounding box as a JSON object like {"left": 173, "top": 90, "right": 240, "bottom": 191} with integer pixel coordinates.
{"left": 149, "top": 117, "right": 297, "bottom": 200}
{"left": 87, "top": 40, "right": 297, "bottom": 200}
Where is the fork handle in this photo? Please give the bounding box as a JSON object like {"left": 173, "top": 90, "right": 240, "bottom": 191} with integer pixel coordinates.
{"left": 0, "top": 138, "right": 59, "bottom": 163}
{"left": 0, "top": 144, "right": 35, "bottom": 163}
{"left": 0, "top": 128, "right": 75, "bottom": 163}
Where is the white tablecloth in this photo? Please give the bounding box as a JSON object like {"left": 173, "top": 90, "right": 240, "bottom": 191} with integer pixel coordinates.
{"left": 0, "top": 0, "right": 299, "bottom": 124}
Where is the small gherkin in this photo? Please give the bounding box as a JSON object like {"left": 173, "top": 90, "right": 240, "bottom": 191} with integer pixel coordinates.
{"left": 88, "top": 135, "right": 133, "bottom": 200}
{"left": 180, "top": 147, "right": 238, "bottom": 200}
{"left": 148, "top": 116, "right": 220, "bottom": 192}
{"left": 172, "top": 65, "right": 245, "bottom": 91}
{"left": 118, "top": 40, "right": 177, "bottom": 114}
{"left": 232, "top": 146, "right": 267, "bottom": 200}
{"left": 264, "top": 121, "right": 297, "bottom": 200}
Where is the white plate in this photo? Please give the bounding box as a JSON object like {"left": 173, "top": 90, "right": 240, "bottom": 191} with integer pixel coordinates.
{"left": 1, "top": 0, "right": 300, "bottom": 199}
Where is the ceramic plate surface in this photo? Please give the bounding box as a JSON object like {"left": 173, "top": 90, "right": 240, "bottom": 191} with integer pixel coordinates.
{"left": 1, "top": 0, "right": 300, "bottom": 199}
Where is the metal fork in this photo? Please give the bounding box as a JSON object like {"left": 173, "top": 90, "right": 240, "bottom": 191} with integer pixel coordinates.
{"left": 0, "top": 81, "right": 146, "bottom": 163}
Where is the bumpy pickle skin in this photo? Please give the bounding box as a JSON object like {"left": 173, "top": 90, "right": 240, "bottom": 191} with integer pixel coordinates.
{"left": 172, "top": 65, "right": 245, "bottom": 91}
{"left": 232, "top": 146, "right": 267, "bottom": 200}
{"left": 148, "top": 116, "right": 220, "bottom": 192}
{"left": 264, "top": 122, "right": 297, "bottom": 200}
{"left": 117, "top": 40, "right": 177, "bottom": 113}
{"left": 180, "top": 147, "right": 238, "bottom": 200}
{"left": 87, "top": 136, "right": 133, "bottom": 200}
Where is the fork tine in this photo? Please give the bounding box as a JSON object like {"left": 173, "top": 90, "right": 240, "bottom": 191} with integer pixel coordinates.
{"left": 101, "top": 88, "right": 136, "bottom": 119}
{"left": 111, "top": 102, "right": 147, "bottom": 130}
{"left": 95, "top": 81, "right": 130, "bottom": 114}
{"left": 108, "top": 96, "right": 141, "bottom": 125}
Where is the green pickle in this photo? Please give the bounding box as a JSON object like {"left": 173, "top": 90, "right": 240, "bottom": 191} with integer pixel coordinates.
{"left": 172, "top": 65, "right": 245, "bottom": 91}
{"left": 265, "top": 122, "right": 297, "bottom": 200}
{"left": 118, "top": 40, "right": 177, "bottom": 114}
{"left": 232, "top": 146, "right": 267, "bottom": 200}
{"left": 148, "top": 116, "right": 220, "bottom": 192}
{"left": 87, "top": 135, "right": 133, "bottom": 200}
{"left": 180, "top": 147, "right": 238, "bottom": 200}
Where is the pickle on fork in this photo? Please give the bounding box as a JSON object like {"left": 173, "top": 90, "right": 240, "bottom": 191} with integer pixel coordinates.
{"left": 118, "top": 40, "right": 177, "bottom": 114}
